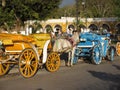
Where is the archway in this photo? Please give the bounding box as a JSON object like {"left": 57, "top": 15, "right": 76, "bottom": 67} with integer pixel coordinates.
{"left": 88, "top": 24, "right": 98, "bottom": 31}
{"left": 68, "top": 24, "right": 75, "bottom": 30}
{"left": 54, "top": 25, "right": 62, "bottom": 32}
{"left": 67, "top": 24, "right": 75, "bottom": 33}
{"left": 34, "top": 24, "right": 43, "bottom": 33}
{"left": 45, "top": 25, "right": 53, "bottom": 33}
{"left": 54, "top": 24, "right": 62, "bottom": 36}
{"left": 79, "top": 24, "right": 86, "bottom": 29}
{"left": 79, "top": 24, "right": 86, "bottom": 32}
{"left": 116, "top": 23, "right": 120, "bottom": 34}
{"left": 101, "top": 24, "right": 110, "bottom": 32}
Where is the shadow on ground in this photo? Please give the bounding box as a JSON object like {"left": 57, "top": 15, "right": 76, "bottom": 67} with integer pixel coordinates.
{"left": 88, "top": 70, "right": 120, "bottom": 90}
{"left": 112, "top": 64, "right": 120, "bottom": 70}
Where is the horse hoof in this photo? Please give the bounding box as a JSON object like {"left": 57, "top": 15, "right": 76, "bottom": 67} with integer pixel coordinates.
{"left": 65, "top": 64, "right": 69, "bottom": 67}
{"left": 38, "top": 65, "right": 43, "bottom": 69}
{"left": 70, "top": 64, "right": 73, "bottom": 67}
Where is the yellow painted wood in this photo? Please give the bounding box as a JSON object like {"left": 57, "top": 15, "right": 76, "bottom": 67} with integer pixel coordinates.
{"left": 46, "top": 52, "right": 60, "bottom": 72}
{"left": 19, "top": 48, "right": 38, "bottom": 78}
{"left": 29, "top": 33, "right": 51, "bottom": 48}
{"left": 0, "top": 62, "right": 10, "bottom": 76}
{"left": 0, "top": 51, "right": 10, "bottom": 76}
{"left": 116, "top": 42, "right": 120, "bottom": 56}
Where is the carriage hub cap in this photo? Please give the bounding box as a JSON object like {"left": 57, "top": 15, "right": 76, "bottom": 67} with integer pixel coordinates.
{"left": 26, "top": 61, "right": 31, "bottom": 65}
{"left": 96, "top": 52, "right": 99, "bottom": 57}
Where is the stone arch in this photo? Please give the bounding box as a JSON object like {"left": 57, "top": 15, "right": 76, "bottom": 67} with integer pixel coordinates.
{"left": 79, "top": 24, "right": 86, "bottom": 29}
{"left": 67, "top": 24, "right": 75, "bottom": 34}
{"left": 54, "top": 24, "right": 62, "bottom": 32}
{"left": 79, "top": 24, "right": 86, "bottom": 32}
{"left": 68, "top": 24, "right": 75, "bottom": 29}
{"left": 115, "top": 23, "right": 120, "bottom": 34}
{"left": 30, "top": 21, "right": 43, "bottom": 33}
{"left": 68, "top": 24, "right": 75, "bottom": 30}
{"left": 45, "top": 24, "right": 53, "bottom": 33}
{"left": 35, "top": 24, "right": 43, "bottom": 33}
{"left": 88, "top": 24, "right": 98, "bottom": 31}
{"left": 101, "top": 24, "right": 110, "bottom": 32}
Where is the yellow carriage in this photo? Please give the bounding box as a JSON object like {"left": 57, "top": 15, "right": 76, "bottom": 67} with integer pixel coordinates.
{"left": 116, "top": 43, "right": 120, "bottom": 56}
{"left": 116, "top": 35, "right": 120, "bottom": 56}
{"left": 0, "top": 33, "right": 60, "bottom": 78}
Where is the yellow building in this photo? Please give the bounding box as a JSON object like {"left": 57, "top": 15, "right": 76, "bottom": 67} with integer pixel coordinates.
{"left": 24, "top": 17, "right": 120, "bottom": 35}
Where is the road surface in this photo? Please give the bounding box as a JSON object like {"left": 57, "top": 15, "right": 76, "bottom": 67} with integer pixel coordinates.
{"left": 0, "top": 56, "right": 120, "bottom": 90}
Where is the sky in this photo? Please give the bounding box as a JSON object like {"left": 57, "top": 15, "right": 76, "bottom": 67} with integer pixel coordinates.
{"left": 60, "top": 0, "right": 75, "bottom": 7}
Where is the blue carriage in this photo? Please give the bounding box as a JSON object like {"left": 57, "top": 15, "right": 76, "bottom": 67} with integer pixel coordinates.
{"left": 73, "top": 30, "right": 115, "bottom": 65}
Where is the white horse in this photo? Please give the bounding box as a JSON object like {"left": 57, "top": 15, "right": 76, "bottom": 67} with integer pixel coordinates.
{"left": 52, "top": 31, "right": 79, "bottom": 66}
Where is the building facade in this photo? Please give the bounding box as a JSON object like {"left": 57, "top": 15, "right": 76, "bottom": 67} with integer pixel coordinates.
{"left": 24, "top": 17, "right": 120, "bottom": 35}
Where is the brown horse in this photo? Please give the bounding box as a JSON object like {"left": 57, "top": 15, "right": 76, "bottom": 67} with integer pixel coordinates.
{"left": 52, "top": 31, "right": 79, "bottom": 66}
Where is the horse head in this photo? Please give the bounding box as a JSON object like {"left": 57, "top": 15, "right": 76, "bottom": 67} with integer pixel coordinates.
{"left": 71, "top": 31, "right": 80, "bottom": 44}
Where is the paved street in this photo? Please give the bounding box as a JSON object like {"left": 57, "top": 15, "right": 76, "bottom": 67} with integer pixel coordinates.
{"left": 0, "top": 56, "right": 120, "bottom": 90}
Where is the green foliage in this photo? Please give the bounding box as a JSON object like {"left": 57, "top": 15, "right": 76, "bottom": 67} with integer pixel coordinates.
{"left": 112, "top": 0, "right": 120, "bottom": 17}
{"left": 51, "top": 5, "right": 76, "bottom": 19}
{"left": 0, "top": 0, "right": 62, "bottom": 30}
{"left": 56, "top": 0, "right": 120, "bottom": 18}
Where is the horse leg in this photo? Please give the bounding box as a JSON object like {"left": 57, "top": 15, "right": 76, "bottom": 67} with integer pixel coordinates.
{"left": 71, "top": 46, "right": 76, "bottom": 66}
{"left": 66, "top": 51, "right": 72, "bottom": 66}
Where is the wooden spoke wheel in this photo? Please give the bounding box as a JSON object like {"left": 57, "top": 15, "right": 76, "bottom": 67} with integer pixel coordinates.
{"left": 92, "top": 45, "right": 102, "bottom": 65}
{"left": 19, "top": 48, "right": 38, "bottom": 78}
{"left": 0, "top": 63, "right": 9, "bottom": 76}
{"left": 46, "top": 52, "right": 60, "bottom": 72}
{"left": 116, "top": 42, "right": 120, "bottom": 56}
{"left": 107, "top": 47, "right": 115, "bottom": 61}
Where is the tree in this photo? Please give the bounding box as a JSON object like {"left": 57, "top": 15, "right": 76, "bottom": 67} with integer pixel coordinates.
{"left": 112, "top": 0, "right": 120, "bottom": 18}
{"left": 88, "top": 0, "right": 113, "bottom": 17}
{"left": 52, "top": 5, "right": 76, "bottom": 19}
{"left": 0, "top": 0, "right": 15, "bottom": 32}
{"left": 0, "top": 0, "right": 62, "bottom": 32}
{"left": 55, "top": 0, "right": 118, "bottom": 18}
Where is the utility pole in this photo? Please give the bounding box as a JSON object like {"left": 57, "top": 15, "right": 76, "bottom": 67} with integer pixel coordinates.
{"left": 82, "top": 0, "right": 87, "bottom": 28}
{"left": 75, "top": 0, "right": 79, "bottom": 31}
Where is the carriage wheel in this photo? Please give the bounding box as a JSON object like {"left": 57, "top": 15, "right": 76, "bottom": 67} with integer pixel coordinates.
{"left": 107, "top": 47, "right": 115, "bottom": 61}
{"left": 116, "top": 42, "right": 120, "bottom": 56}
{"left": 92, "top": 45, "right": 102, "bottom": 65}
{"left": 45, "top": 52, "right": 60, "bottom": 72}
{"left": 0, "top": 63, "right": 10, "bottom": 76}
{"left": 19, "top": 48, "right": 38, "bottom": 78}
